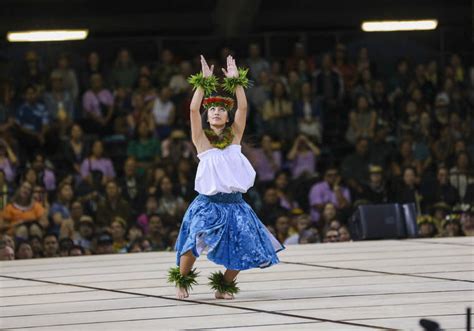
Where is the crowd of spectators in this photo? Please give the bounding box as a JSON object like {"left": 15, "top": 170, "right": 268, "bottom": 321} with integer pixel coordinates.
{"left": 0, "top": 42, "right": 473, "bottom": 260}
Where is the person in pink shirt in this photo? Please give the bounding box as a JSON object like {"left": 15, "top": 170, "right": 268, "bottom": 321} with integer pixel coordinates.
{"left": 82, "top": 73, "right": 114, "bottom": 135}
{"left": 308, "top": 166, "right": 351, "bottom": 223}
{"left": 80, "top": 140, "right": 115, "bottom": 188}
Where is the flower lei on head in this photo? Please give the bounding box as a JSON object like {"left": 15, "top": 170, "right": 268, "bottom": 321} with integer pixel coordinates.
{"left": 187, "top": 72, "right": 218, "bottom": 96}
{"left": 221, "top": 67, "right": 250, "bottom": 94}
{"left": 202, "top": 96, "right": 234, "bottom": 110}
{"left": 204, "top": 126, "right": 234, "bottom": 149}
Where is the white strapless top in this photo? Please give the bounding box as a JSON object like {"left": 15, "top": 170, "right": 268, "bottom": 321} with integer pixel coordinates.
{"left": 195, "top": 144, "right": 256, "bottom": 195}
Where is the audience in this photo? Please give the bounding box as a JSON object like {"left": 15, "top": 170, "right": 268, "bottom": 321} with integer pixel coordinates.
{"left": 15, "top": 240, "right": 34, "bottom": 259}
{"left": 82, "top": 73, "right": 115, "bottom": 135}
{"left": 110, "top": 49, "right": 138, "bottom": 91}
{"left": 42, "top": 233, "right": 59, "bottom": 258}
{"left": 0, "top": 244, "right": 15, "bottom": 260}
{"left": 0, "top": 42, "right": 472, "bottom": 260}
{"left": 308, "top": 166, "right": 351, "bottom": 223}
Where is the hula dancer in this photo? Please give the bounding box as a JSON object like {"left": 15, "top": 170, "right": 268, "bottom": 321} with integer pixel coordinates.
{"left": 168, "top": 55, "right": 284, "bottom": 300}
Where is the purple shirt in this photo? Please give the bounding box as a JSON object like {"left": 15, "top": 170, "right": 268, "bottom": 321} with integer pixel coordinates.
{"left": 80, "top": 158, "right": 116, "bottom": 180}
{"left": 136, "top": 213, "right": 150, "bottom": 235}
{"left": 308, "top": 181, "right": 351, "bottom": 222}
{"left": 251, "top": 149, "right": 282, "bottom": 182}
{"left": 42, "top": 169, "right": 56, "bottom": 191}
{"left": 280, "top": 196, "right": 299, "bottom": 211}
{"left": 291, "top": 151, "right": 316, "bottom": 179}
{"left": 0, "top": 158, "right": 14, "bottom": 183}
{"left": 82, "top": 89, "right": 114, "bottom": 118}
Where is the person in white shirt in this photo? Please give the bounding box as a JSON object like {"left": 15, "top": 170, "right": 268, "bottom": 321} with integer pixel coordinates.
{"left": 169, "top": 55, "right": 284, "bottom": 300}
{"left": 151, "top": 86, "right": 175, "bottom": 139}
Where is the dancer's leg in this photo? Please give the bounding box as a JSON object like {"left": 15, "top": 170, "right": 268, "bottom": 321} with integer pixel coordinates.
{"left": 176, "top": 250, "right": 197, "bottom": 299}
{"left": 224, "top": 269, "right": 239, "bottom": 282}
{"left": 215, "top": 269, "right": 240, "bottom": 300}
{"left": 179, "top": 250, "right": 197, "bottom": 274}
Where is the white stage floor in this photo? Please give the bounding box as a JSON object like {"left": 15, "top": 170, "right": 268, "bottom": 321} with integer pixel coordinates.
{"left": 0, "top": 237, "right": 473, "bottom": 330}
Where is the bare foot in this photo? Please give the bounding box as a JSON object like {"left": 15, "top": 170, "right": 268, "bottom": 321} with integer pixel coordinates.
{"left": 176, "top": 287, "right": 189, "bottom": 299}
{"left": 215, "top": 291, "right": 234, "bottom": 300}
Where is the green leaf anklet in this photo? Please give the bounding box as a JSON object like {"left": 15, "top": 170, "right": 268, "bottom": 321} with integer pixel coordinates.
{"left": 167, "top": 266, "right": 199, "bottom": 291}
{"left": 208, "top": 271, "right": 240, "bottom": 294}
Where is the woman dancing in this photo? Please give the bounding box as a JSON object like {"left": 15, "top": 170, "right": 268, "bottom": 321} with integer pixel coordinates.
{"left": 168, "top": 55, "right": 284, "bottom": 300}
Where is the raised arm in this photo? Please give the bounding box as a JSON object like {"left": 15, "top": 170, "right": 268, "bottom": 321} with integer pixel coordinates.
{"left": 301, "top": 135, "right": 321, "bottom": 156}
{"left": 233, "top": 85, "right": 248, "bottom": 140}
{"left": 222, "top": 56, "right": 248, "bottom": 142}
{"left": 190, "top": 55, "right": 214, "bottom": 144}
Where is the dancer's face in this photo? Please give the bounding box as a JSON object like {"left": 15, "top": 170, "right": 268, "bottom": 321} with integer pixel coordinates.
{"left": 207, "top": 107, "right": 228, "bottom": 128}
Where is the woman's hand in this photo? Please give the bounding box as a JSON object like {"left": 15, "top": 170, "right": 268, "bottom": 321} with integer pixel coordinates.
{"left": 200, "top": 55, "right": 214, "bottom": 78}
{"left": 222, "top": 55, "right": 238, "bottom": 78}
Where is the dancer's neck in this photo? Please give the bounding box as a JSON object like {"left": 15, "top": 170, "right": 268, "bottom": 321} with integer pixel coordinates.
{"left": 209, "top": 125, "right": 225, "bottom": 135}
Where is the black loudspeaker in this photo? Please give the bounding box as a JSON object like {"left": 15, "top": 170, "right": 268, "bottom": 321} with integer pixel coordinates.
{"left": 349, "top": 203, "right": 418, "bottom": 240}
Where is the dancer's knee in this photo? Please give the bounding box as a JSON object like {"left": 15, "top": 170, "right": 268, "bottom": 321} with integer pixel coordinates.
{"left": 179, "top": 250, "right": 197, "bottom": 266}
{"left": 183, "top": 250, "right": 195, "bottom": 257}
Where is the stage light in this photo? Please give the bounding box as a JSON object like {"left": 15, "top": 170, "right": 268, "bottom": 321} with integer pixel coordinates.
{"left": 7, "top": 29, "right": 89, "bottom": 42}
{"left": 361, "top": 20, "right": 438, "bottom": 32}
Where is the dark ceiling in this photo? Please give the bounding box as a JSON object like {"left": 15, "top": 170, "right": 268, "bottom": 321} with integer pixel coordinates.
{"left": 0, "top": 0, "right": 471, "bottom": 38}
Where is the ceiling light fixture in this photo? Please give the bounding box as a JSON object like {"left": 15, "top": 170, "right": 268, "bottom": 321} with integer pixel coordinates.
{"left": 7, "top": 29, "right": 89, "bottom": 42}
{"left": 361, "top": 20, "right": 438, "bottom": 32}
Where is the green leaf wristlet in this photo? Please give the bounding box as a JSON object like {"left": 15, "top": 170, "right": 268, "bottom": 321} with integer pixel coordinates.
{"left": 187, "top": 72, "right": 218, "bottom": 97}
{"left": 222, "top": 68, "right": 250, "bottom": 94}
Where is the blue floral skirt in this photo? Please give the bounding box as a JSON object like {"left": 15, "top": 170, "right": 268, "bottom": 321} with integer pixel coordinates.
{"left": 175, "top": 192, "right": 285, "bottom": 270}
